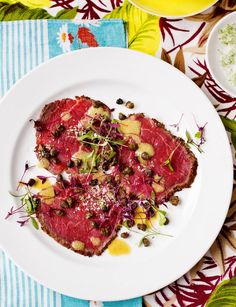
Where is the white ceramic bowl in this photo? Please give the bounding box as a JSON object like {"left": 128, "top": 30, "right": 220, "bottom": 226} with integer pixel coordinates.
{"left": 129, "top": 0, "right": 218, "bottom": 18}
{"left": 206, "top": 11, "right": 236, "bottom": 98}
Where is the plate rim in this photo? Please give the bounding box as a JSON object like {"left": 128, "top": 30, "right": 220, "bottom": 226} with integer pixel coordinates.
{"left": 0, "top": 47, "right": 233, "bottom": 301}
{"left": 129, "top": 0, "right": 218, "bottom": 19}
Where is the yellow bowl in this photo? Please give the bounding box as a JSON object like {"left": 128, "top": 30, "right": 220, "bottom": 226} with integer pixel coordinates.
{"left": 129, "top": 0, "right": 218, "bottom": 18}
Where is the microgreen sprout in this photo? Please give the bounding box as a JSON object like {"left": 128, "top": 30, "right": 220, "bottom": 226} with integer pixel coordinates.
{"left": 163, "top": 146, "right": 179, "bottom": 172}
{"left": 6, "top": 186, "right": 39, "bottom": 229}
{"left": 170, "top": 113, "right": 184, "bottom": 131}
{"left": 186, "top": 130, "right": 204, "bottom": 153}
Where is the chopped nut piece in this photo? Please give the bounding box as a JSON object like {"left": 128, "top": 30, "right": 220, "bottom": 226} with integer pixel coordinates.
{"left": 71, "top": 240, "right": 85, "bottom": 251}
{"left": 90, "top": 236, "right": 101, "bottom": 246}
{"left": 152, "top": 182, "right": 164, "bottom": 193}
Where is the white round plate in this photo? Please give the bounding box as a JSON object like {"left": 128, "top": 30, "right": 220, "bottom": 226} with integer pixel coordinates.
{"left": 206, "top": 11, "right": 236, "bottom": 97}
{"left": 0, "top": 48, "right": 233, "bottom": 301}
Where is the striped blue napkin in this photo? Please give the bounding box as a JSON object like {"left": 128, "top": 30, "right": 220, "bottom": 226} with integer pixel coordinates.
{"left": 0, "top": 19, "right": 141, "bottom": 307}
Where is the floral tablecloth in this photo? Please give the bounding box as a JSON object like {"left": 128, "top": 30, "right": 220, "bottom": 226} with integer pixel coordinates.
{"left": 0, "top": 0, "right": 236, "bottom": 306}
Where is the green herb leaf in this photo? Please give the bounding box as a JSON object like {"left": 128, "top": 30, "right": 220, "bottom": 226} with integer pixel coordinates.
{"left": 195, "top": 131, "right": 201, "bottom": 139}
{"left": 186, "top": 130, "right": 192, "bottom": 142}
{"left": 163, "top": 159, "right": 174, "bottom": 172}
{"left": 30, "top": 217, "right": 39, "bottom": 230}
{"left": 77, "top": 130, "right": 94, "bottom": 141}
{"left": 158, "top": 209, "right": 167, "bottom": 226}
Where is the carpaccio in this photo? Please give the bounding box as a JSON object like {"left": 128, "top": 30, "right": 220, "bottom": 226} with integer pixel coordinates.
{"left": 36, "top": 176, "right": 124, "bottom": 256}
{"left": 35, "top": 96, "right": 111, "bottom": 174}
{"left": 34, "top": 96, "right": 198, "bottom": 256}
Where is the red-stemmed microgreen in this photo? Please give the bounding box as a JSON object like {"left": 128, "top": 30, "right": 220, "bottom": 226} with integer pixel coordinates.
{"left": 6, "top": 185, "right": 39, "bottom": 229}
{"left": 16, "top": 162, "right": 35, "bottom": 190}
{"left": 170, "top": 113, "right": 184, "bottom": 132}
{"left": 194, "top": 119, "right": 207, "bottom": 146}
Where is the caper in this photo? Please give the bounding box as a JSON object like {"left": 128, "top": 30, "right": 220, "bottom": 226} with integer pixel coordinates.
{"left": 100, "top": 203, "right": 109, "bottom": 212}
{"left": 101, "top": 227, "right": 110, "bottom": 236}
{"left": 60, "top": 200, "right": 69, "bottom": 209}
{"left": 121, "top": 232, "right": 129, "bottom": 238}
{"left": 129, "top": 143, "right": 138, "bottom": 151}
{"left": 56, "top": 174, "right": 63, "bottom": 182}
{"left": 116, "top": 98, "right": 124, "bottom": 105}
{"left": 147, "top": 207, "right": 155, "bottom": 218}
{"left": 51, "top": 157, "right": 59, "bottom": 164}
{"left": 52, "top": 130, "right": 61, "bottom": 138}
{"left": 122, "top": 166, "right": 134, "bottom": 176}
{"left": 34, "top": 120, "right": 43, "bottom": 132}
{"left": 169, "top": 195, "right": 179, "bottom": 206}
{"left": 28, "top": 178, "right": 36, "bottom": 187}
{"left": 58, "top": 124, "right": 65, "bottom": 132}
{"left": 145, "top": 168, "right": 153, "bottom": 177}
{"left": 142, "top": 238, "right": 150, "bottom": 247}
{"left": 50, "top": 148, "right": 58, "bottom": 157}
{"left": 67, "top": 160, "right": 75, "bottom": 168}
{"left": 42, "top": 148, "right": 50, "bottom": 159}
{"left": 125, "top": 101, "right": 134, "bottom": 109}
{"left": 102, "top": 162, "right": 109, "bottom": 171}
{"left": 55, "top": 209, "right": 65, "bottom": 216}
{"left": 93, "top": 100, "right": 103, "bottom": 108}
{"left": 91, "top": 221, "right": 99, "bottom": 228}
{"left": 85, "top": 212, "right": 94, "bottom": 219}
{"left": 34, "top": 198, "right": 40, "bottom": 205}
{"left": 89, "top": 179, "right": 98, "bottom": 186}
{"left": 141, "top": 152, "right": 150, "bottom": 160}
{"left": 137, "top": 223, "right": 147, "bottom": 231}
{"left": 164, "top": 217, "right": 169, "bottom": 225}
{"left": 118, "top": 113, "right": 127, "bottom": 120}
{"left": 74, "top": 159, "right": 82, "bottom": 167}
{"left": 66, "top": 197, "right": 74, "bottom": 207}
{"left": 125, "top": 219, "right": 135, "bottom": 228}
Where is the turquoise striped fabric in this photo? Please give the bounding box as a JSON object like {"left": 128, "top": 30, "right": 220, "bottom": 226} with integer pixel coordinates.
{"left": 0, "top": 19, "right": 141, "bottom": 307}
